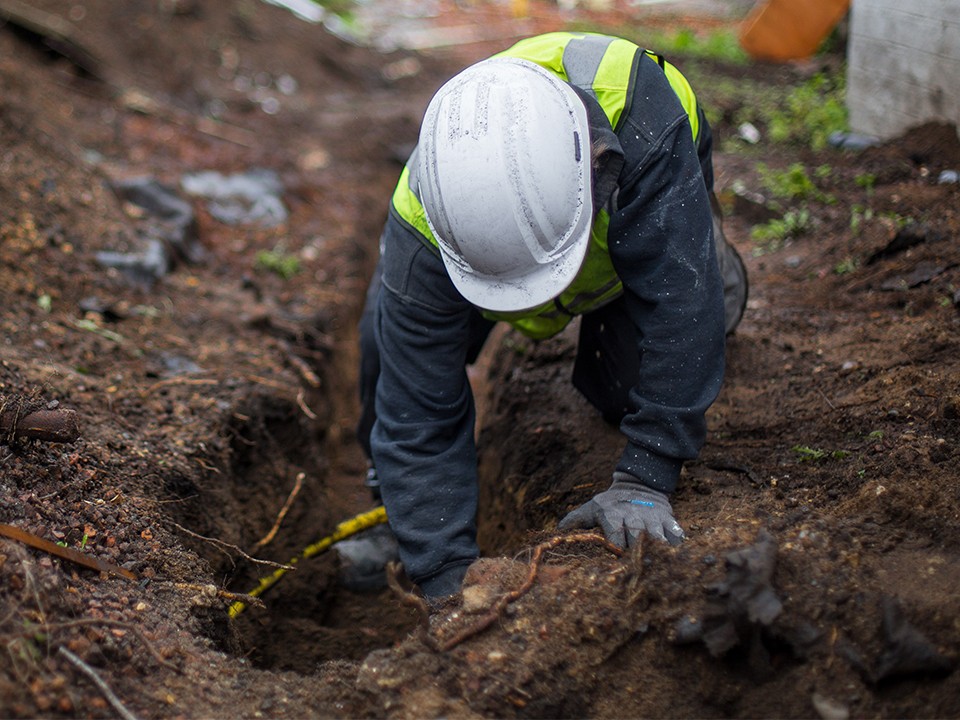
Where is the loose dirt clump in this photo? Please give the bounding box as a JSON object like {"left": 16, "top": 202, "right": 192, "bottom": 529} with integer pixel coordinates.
{"left": 1, "top": 1, "right": 958, "bottom": 718}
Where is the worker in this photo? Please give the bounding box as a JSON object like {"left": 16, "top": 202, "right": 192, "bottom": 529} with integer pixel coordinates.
{"left": 337, "top": 32, "right": 748, "bottom": 600}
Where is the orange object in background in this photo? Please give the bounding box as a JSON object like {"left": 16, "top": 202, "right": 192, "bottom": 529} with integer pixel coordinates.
{"left": 739, "top": 0, "right": 851, "bottom": 62}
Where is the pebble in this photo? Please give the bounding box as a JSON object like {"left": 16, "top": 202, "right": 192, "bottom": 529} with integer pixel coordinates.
{"left": 812, "top": 692, "right": 850, "bottom": 720}
{"left": 828, "top": 131, "right": 879, "bottom": 150}
{"left": 737, "top": 122, "right": 761, "bottom": 144}
{"left": 937, "top": 169, "right": 959, "bottom": 184}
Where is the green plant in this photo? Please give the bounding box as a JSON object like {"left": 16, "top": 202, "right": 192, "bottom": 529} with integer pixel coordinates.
{"left": 751, "top": 208, "right": 810, "bottom": 253}
{"left": 850, "top": 204, "right": 874, "bottom": 234}
{"left": 256, "top": 247, "right": 301, "bottom": 280}
{"left": 757, "top": 163, "right": 833, "bottom": 203}
{"left": 881, "top": 212, "right": 915, "bottom": 230}
{"left": 766, "top": 72, "right": 848, "bottom": 150}
{"left": 793, "top": 445, "right": 850, "bottom": 462}
{"left": 855, "top": 173, "right": 877, "bottom": 194}
{"left": 834, "top": 257, "right": 858, "bottom": 275}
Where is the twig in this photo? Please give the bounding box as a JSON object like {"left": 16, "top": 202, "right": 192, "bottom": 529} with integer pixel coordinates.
{"left": 141, "top": 377, "right": 218, "bottom": 396}
{"left": 120, "top": 87, "right": 256, "bottom": 148}
{"left": 284, "top": 348, "right": 322, "bottom": 388}
{"left": 816, "top": 387, "right": 837, "bottom": 410}
{"left": 172, "top": 582, "right": 266, "bottom": 610}
{"left": 251, "top": 473, "right": 305, "bottom": 551}
{"left": 295, "top": 390, "right": 317, "bottom": 420}
{"left": 245, "top": 374, "right": 296, "bottom": 394}
{"left": 0, "top": 524, "right": 136, "bottom": 581}
{"left": 0, "top": 0, "right": 104, "bottom": 80}
{"left": 385, "top": 562, "right": 438, "bottom": 651}
{"left": 437, "top": 533, "right": 622, "bottom": 652}
{"left": 58, "top": 646, "right": 140, "bottom": 720}
{"left": 165, "top": 521, "right": 293, "bottom": 570}
{"left": 42, "top": 619, "right": 178, "bottom": 673}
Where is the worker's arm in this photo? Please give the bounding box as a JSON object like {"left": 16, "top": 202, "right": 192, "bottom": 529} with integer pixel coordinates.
{"left": 607, "top": 61, "right": 726, "bottom": 496}
{"left": 369, "top": 214, "right": 480, "bottom": 597}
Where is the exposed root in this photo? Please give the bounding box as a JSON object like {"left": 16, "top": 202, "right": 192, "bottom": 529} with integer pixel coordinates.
{"left": 251, "top": 472, "right": 305, "bottom": 551}
{"left": 165, "top": 521, "right": 293, "bottom": 570}
{"left": 59, "top": 647, "right": 139, "bottom": 720}
{"left": 385, "top": 561, "right": 438, "bottom": 651}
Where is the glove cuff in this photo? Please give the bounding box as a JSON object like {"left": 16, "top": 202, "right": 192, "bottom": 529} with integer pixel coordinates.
{"left": 612, "top": 471, "right": 673, "bottom": 497}
{"left": 615, "top": 442, "right": 682, "bottom": 493}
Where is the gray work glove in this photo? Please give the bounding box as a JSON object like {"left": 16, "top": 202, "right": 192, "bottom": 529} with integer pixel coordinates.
{"left": 558, "top": 476, "right": 685, "bottom": 548}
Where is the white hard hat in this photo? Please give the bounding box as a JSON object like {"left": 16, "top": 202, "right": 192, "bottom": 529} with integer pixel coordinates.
{"left": 417, "top": 57, "right": 592, "bottom": 313}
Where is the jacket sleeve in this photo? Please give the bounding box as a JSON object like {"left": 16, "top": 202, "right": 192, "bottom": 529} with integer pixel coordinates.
{"left": 607, "top": 72, "right": 726, "bottom": 494}
{"left": 369, "top": 213, "right": 481, "bottom": 592}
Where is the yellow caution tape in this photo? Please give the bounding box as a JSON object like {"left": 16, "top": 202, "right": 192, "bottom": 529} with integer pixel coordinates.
{"left": 228, "top": 505, "right": 387, "bottom": 618}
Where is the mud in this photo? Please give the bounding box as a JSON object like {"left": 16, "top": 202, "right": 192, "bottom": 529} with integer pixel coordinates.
{"left": 1, "top": 1, "right": 958, "bottom": 718}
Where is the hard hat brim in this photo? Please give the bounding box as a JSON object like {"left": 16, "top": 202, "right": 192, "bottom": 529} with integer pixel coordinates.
{"left": 439, "top": 205, "right": 592, "bottom": 313}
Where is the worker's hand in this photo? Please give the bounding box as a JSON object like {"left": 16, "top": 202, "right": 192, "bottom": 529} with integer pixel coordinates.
{"left": 558, "top": 476, "right": 685, "bottom": 548}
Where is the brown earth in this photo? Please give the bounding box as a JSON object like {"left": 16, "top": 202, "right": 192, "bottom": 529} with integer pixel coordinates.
{"left": 1, "top": 1, "right": 959, "bottom": 718}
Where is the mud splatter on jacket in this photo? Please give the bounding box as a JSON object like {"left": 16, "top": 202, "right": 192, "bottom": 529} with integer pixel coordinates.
{"left": 370, "top": 32, "right": 726, "bottom": 593}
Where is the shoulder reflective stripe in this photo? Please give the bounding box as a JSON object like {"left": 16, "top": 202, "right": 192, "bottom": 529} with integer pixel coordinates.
{"left": 561, "top": 34, "right": 616, "bottom": 102}
{"left": 406, "top": 146, "right": 419, "bottom": 194}
{"left": 593, "top": 38, "right": 641, "bottom": 129}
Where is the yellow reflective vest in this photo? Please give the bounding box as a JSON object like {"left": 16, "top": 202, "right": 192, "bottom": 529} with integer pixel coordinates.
{"left": 391, "top": 32, "right": 701, "bottom": 340}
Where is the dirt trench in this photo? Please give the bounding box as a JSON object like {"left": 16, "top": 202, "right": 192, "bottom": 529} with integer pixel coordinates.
{"left": 3, "top": 2, "right": 960, "bottom": 718}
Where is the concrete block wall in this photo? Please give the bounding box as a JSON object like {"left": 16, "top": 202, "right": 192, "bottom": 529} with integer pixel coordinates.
{"left": 846, "top": 0, "right": 960, "bottom": 140}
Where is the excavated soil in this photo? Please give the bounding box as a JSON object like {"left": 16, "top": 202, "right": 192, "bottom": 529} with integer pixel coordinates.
{"left": 1, "top": 1, "right": 958, "bottom": 718}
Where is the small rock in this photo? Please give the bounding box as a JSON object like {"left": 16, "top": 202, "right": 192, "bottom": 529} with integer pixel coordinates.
{"left": 461, "top": 584, "right": 497, "bottom": 613}
{"left": 737, "top": 122, "right": 761, "bottom": 144}
{"left": 828, "top": 131, "right": 880, "bottom": 151}
{"left": 812, "top": 692, "right": 849, "bottom": 720}
{"left": 937, "top": 169, "right": 959, "bottom": 184}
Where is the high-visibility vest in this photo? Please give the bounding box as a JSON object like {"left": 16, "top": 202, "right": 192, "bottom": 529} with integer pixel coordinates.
{"left": 391, "top": 32, "right": 700, "bottom": 340}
